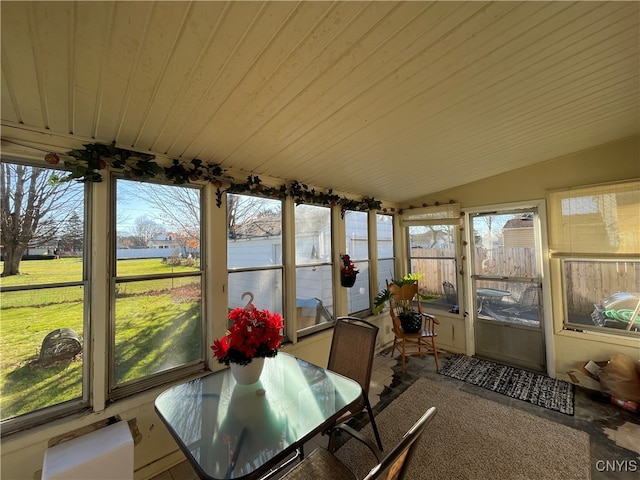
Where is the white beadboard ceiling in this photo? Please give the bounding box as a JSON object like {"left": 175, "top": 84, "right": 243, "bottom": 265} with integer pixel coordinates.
{"left": 1, "top": 1, "right": 638, "bottom": 204}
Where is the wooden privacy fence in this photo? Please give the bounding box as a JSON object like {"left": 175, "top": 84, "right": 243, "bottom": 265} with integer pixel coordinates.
{"left": 411, "top": 248, "right": 639, "bottom": 313}
{"left": 411, "top": 247, "right": 538, "bottom": 297}
{"left": 409, "top": 248, "right": 457, "bottom": 297}
{"left": 564, "top": 260, "right": 639, "bottom": 313}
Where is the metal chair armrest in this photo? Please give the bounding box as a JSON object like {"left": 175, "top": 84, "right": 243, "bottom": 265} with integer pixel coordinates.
{"left": 331, "top": 422, "right": 383, "bottom": 462}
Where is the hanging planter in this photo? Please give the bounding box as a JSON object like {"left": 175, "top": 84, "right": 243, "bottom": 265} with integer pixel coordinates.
{"left": 341, "top": 272, "right": 357, "bottom": 288}
{"left": 340, "top": 254, "right": 359, "bottom": 288}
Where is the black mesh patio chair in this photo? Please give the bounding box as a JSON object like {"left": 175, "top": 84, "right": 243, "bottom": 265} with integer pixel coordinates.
{"left": 280, "top": 407, "right": 437, "bottom": 480}
{"left": 519, "top": 285, "right": 539, "bottom": 308}
{"left": 504, "top": 285, "right": 539, "bottom": 313}
{"left": 442, "top": 281, "right": 457, "bottom": 305}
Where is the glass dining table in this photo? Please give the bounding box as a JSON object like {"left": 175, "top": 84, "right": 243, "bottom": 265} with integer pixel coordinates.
{"left": 154, "top": 352, "right": 363, "bottom": 480}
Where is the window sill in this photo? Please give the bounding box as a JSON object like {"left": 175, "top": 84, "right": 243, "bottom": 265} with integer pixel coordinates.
{"left": 557, "top": 327, "right": 640, "bottom": 347}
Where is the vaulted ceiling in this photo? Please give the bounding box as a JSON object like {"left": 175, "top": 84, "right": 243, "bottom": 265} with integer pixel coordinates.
{"left": 1, "top": 1, "right": 638, "bottom": 204}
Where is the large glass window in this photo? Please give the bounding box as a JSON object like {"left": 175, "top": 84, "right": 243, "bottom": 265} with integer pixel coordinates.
{"left": 295, "top": 204, "right": 333, "bottom": 334}
{"left": 563, "top": 259, "right": 639, "bottom": 332}
{"left": 344, "top": 210, "right": 370, "bottom": 314}
{"left": 403, "top": 204, "right": 461, "bottom": 311}
{"left": 408, "top": 224, "right": 458, "bottom": 310}
{"left": 227, "top": 193, "right": 283, "bottom": 316}
{"left": 550, "top": 180, "right": 640, "bottom": 335}
{"left": 0, "top": 160, "right": 87, "bottom": 430}
{"left": 376, "top": 213, "right": 395, "bottom": 292}
{"left": 112, "top": 179, "right": 204, "bottom": 395}
{"left": 471, "top": 211, "right": 541, "bottom": 327}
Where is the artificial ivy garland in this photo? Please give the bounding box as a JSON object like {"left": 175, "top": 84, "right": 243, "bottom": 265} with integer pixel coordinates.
{"left": 45, "top": 142, "right": 381, "bottom": 215}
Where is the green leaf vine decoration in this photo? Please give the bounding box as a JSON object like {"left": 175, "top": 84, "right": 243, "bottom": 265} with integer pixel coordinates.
{"left": 288, "top": 181, "right": 341, "bottom": 206}
{"left": 222, "top": 175, "right": 288, "bottom": 208}
{"left": 46, "top": 141, "right": 382, "bottom": 214}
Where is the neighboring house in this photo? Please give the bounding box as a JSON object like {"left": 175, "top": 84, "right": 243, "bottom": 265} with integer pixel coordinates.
{"left": 24, "top": 243, "right": 57, "bottom": 256}
{"left": 117, "top": 235, "right": 184, "bottom": 260}
{"left": 147, "top": 234, "right": 182, "bottom": 251}
{"left": 502, "top": 216, "right": 534, "bottom": 248}
{"left": 230, "top": 217, "right": 281, "bottom": 239}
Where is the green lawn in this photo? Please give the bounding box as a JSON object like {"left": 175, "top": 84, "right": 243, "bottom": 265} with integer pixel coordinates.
{"left": 0, "top": 257, "right": 199, "bottom": 289}
{"left": 0, "top": 257, "right": 202, "bottom": 421}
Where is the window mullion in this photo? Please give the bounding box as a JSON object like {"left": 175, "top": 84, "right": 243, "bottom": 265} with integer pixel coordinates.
{"left": 92, "top": 176, "right": 110, "bottom": 411}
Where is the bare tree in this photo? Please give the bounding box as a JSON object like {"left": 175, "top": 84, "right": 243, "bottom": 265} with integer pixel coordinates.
{"left": 133, "top": 216, "right": 163, "bottom": 246}
{"left": 227, "top": 194, "right": 279, "bottom": 240}
{"left": 117, "top": 180, "right": 280, "bottom": 251}
{"left": 425, "top": 225, "right": 452, "bottom": 248}
{"left": 119, "top": 180, "right": 202, "bottom": 250}
{"left": 407, "top": 225, "right": 452, "bottom": 249}
{"left": 1, "top": 162, "right": 82, "bottom": 276}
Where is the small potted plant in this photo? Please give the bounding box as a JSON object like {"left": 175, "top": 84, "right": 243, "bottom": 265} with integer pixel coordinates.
{"left": 211, "top": 304, "right": 284, "bottom": 384}
{"left": 340, "top": 254, "right": 359, "bottom": 287}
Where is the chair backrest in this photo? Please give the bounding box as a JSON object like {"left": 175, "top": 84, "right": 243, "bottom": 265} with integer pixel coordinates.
{"left": 519, "top": 285, "right": 539, "bottom": 307}
{"left": 386, "top": 281, "right": 422, "bottom": 314}
{"left": 386, "top": 281, "right": 432, "bottom": 335}
{"left": 442, "top": 281, "right": 457, "bottom": 305}
{"left": 363, "top": 407, "right": 437, "bottom": 480}
{"left": 328, "top": 317, "right": 379, "bottom": 395}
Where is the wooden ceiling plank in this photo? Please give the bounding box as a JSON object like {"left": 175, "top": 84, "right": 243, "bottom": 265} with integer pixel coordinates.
{"left": 133, "top": 1, "right": 227, "bottom": 151}
{"left": 116, "top": 1, "right": 192, "bottom": 147}
{"left": 236, "top": 2, "right": 571, "bottom": 173}
{"left": 342, "top": 41, "right": 639, "bottom": 169}
{"left": 178, "top": 3, "right": 384, "bottom": 165}
{"left": 73, "top": 2, "right": 114, "bottom": 139}
{"left": 262, "top": 2, "right": 564, "bottom": 172}
{"left": 149, "top": 1, "right": 269, "bottom": 155}
{"left": 160, "top": 1, "right": 300, "bottom": 158}
{"left": 0, "top": 2, "right": 45, "bottom": 128}
{"left": 281, "top": 2, "right": 636, "bottom": 174}
{"left": 226, "top": 1, "right": 488, "bottom": 170}
{"left": 32, "top": 2, "right": 75, "bottom": 134}
{"left": 1, "top": 72, "right": 19, "bottom": 124}
{"left": 94, "top": 1, "right": 156, "bottom": 142}
{"left": 188, "top": 0, "right": 366, "bottom": 162}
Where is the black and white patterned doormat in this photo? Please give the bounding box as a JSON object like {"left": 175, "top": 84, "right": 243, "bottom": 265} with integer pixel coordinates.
{"left": 439, "top": 355, "right": 575, "bottom": 415}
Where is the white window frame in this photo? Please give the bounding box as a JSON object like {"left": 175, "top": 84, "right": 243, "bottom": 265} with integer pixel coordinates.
{"left": 0, "top": 158, "right": 90, "bottom": 435}
{"left": 108, "top": 175, "right": 207, "bottom": 400}
{"left": 403, "top": 204, "right": 462, "bottom": 312}
{"left": 549, "top": 180, "right": 640, "bottom": 337}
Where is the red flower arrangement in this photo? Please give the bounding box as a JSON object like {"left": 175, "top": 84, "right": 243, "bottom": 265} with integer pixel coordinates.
{"left": 340, "top": 254, "right": 359, "bottom": 276}
{"left": 211, "top": 305, "right": 284, "bottom": 366}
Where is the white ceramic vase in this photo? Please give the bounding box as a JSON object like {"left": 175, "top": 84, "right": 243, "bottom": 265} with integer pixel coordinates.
{"left": 229, "top": 357, "right": 265, "bottom": 385}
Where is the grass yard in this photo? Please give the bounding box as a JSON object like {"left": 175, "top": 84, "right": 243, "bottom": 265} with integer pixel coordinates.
{"left": 0, "top": 257, "right": 202, "bottom": 421}
{"left": 114, "top": 281, "right": 202, "bottom": 385}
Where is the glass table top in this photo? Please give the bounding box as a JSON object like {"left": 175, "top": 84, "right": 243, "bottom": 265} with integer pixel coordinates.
{"left": 477, "top": 288, "right": 511, "bottom": 297}
{"left": 154, "top": 352, "right": 362, "bottom": 480}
